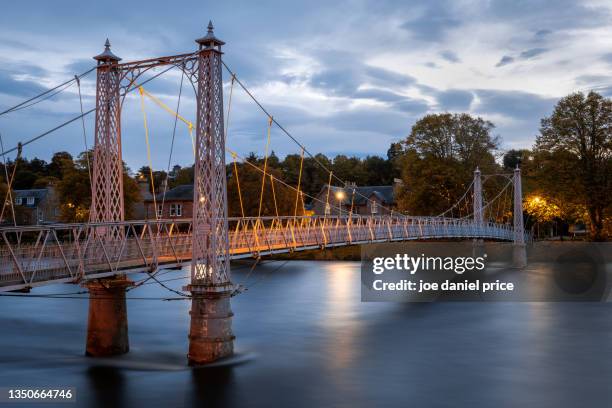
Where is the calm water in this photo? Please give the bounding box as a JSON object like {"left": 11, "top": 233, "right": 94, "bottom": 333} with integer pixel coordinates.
{"left": 1, "top": 260, "right": 612, "bottom": 407}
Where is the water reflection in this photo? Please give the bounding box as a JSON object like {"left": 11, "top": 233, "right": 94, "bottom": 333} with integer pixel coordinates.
{"left": 188, "top": 366, "right": 236, "bottom": 408}
{"left": 0, "top": 258, "right": 611, "bottom": 407}
{"left": 85, "top": 366, "right": 126, "bottom": 408}
{"left": 323, "top": 263, "right": 362, "bottom": 370}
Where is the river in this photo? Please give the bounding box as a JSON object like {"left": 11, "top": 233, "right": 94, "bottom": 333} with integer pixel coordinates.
{"left": 0, "top": 259, "right": 611, "bottom": 407}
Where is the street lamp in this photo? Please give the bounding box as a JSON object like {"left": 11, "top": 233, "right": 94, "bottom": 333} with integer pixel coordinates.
{"left": 335, "top": 190, "right": 345, "bottom": 215}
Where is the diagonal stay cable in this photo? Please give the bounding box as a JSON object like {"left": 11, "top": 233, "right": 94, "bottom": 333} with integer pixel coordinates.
{"left": 0, "top": 66, "right": 97, "bottom": 116}
{"left": 160, "top": 69, "right": 186, "bottom": 216}
{"left": 221, "top": 60, "right": 407, "bottom": 218}
{"left": 0, "top": 65, "right": 176, "bottom": 158}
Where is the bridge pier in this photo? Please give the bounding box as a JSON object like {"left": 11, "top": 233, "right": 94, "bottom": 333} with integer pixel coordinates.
{"left": 83, "top": 276, "right": 133, "bottom": 357}
{"left": 185, "top": 22, "right": 235, "bottom": 365}
{"left": 512, "top": 244, "right": 527, "bottom": 268}
{"left": 186, "top": 284, "right": 235, "bottom": 365}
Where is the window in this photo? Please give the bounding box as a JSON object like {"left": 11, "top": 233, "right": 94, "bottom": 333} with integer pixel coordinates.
{"left": 14, "top": 197, "right": 22, "bottom": 205}
{"left": 156, "top": 205, "right": 163, "bottom": 218}
{"left": 371, "top": 200, "right": 378, "bottom": 214}
{"left": 170, "top": 203, "right": 183, "bottom": 217}
{"left": 27, "top": 197, "right": 34, "bottom": 205}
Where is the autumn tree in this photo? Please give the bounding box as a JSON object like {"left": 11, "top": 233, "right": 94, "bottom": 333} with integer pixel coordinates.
{"left": 227, "top": 160, "right": 295, "bottom": 217}
{"left": 397, "top": 113, "right": 501, "bottom": 215}
{"left": 536, "top": 91, "right": 612, "bottom": 240}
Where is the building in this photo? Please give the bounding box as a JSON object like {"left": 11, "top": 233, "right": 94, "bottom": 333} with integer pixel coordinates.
{"left": 10, "top": 187, "right": 60, "bottom": 225}
{"left": 312, "top": 183, "right": 397, "bottom": 216}
{"left": 132, "top": 179, "right": 153, "bottom": 219}
{"left": 144, "top": 184, "right": 194, "bottom": 219}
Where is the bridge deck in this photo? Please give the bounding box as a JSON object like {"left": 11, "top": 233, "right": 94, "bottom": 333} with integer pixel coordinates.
{"left": 0, "top": 216, "right": 523, "bottom": 292}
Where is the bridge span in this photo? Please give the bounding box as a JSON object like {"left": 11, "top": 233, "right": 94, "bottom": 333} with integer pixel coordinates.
{"left": 0, "top": 215, "right": 522, "bottom": 293}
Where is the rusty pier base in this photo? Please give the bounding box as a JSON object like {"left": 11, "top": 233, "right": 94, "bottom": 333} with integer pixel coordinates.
{"left": 83, "top": 275, "right": 133, "bottom": 357}
{"left": 185, "top": 284, "right": 235, "bottom": 365}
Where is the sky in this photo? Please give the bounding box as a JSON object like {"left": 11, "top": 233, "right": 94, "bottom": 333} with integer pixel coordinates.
{"left": 1, "top": 0, "right": 612, "bottom": 172}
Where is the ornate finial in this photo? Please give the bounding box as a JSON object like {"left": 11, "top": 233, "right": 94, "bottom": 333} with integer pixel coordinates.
{"left": 195, "top": 20, "right": 225, "bottom": 48}
{"left": 93, "top": 38, "right": 121, "bottom": 62}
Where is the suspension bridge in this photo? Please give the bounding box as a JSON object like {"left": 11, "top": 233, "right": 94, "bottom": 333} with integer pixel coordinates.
{"left": 0, "top": 22, "right": 529, "bottom": 365}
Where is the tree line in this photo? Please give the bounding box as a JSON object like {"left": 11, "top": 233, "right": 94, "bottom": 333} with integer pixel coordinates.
{"left": 1, "top": 91, "right": 610, "bottom": 240}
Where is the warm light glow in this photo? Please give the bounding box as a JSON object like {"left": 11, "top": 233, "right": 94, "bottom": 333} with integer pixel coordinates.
{"left": 524, "top": 194, "right": 561, "bottom": 223}
{"left": 199, "top": 196, "right": 206, "bottom": 203}
{"left": 335, "top": 191, "right": 345, "bottom": 201}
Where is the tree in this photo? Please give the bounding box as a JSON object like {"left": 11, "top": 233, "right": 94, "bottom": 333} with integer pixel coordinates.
{"left": 405, "top": 113, "right": 499, "bottom": 168}
{"left": 387, "top": 142, "right": 403, "bottom": 161}
{"left": 503, "top": 149, "right": 531, "bottom": 171}
{"left": 397, "top": 113, "right": 501, "bottom": 215}
{"left": 227, "top": 161, "right": 295, "bottom": 217}
{"left": 331, "top": 155, "right": 367, "bottom": 185}
{"left": 536, "top": 91, "right": 612, "bottom": 240}
{"left": 47, "top": 152, "right": 74, "bottom": 179}
{"left": 363, "top": 155, "right": 397, "bottom": 185}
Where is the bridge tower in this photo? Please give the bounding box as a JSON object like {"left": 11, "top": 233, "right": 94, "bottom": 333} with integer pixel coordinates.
{"left": 472, "top": 167, "right": 484, "bottom": 254}
{"left": 513, "top": 166, "right": 527, "bottom": 267}
{"left": 91, "top": 39, "right": 124, "bottom": 226}
{"left": 473, "top": 167, "right": 483, "bottom": 229}
{"left": 84, "top": 40, "right": 132, "bottom": 357}
{"left": 184, "top": 22, "right": 235, "bottom": 365}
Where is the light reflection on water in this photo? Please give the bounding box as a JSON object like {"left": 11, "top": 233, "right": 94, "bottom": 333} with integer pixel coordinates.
{"left": 0, "top": 260, "right": 611, "bottom": 407}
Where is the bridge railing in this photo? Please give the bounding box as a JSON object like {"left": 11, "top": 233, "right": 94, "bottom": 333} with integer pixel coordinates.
{"left": 0, "top": 215, "right": 523, "bottom": 291}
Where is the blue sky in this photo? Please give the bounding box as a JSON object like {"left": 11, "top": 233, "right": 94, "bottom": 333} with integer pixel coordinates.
{"left": 1, "top": 0, "right": 612, "bottom": 172}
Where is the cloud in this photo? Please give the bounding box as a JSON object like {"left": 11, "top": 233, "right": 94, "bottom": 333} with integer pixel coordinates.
{"left": 496, "top": 56, "right": 515, "bottom": 67}
{"left": 436, "top": 89, "right": 473, "bottom": 111}
{"left": 0, "top": 69, "right": 47, "bottom": 97}
{"left": 495, "top": 48, "right": 548, "bottom": 67}
{"left": 575, "top": 74, "right": 610, "bottom": 86}
{"left": 440, "top": 50, "right": 460, "bottom": 63}
{"left": 474, "top": 89, "right": 556, "bottom": 119}
{"left": 399, "top": 2, "right": 461, "bottom": 42}
{"left": 600, "top": 53, "right": 612, "bottom": 64}
{"left": 519, "top": 48, "right": 548, "bottom": 59}
{"left": 533, "top": 29, "right": 552, "bottom": 40}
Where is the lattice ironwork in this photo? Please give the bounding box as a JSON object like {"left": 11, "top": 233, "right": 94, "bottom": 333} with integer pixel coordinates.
{"left": 513, "top": 167, "right": 525, "bottom": 244}
{"left": 473, "top": 168, "right": 483, "bottom": 227}
{"left": 0, "top": 216, "right": 525, "bottom": 292}
{"left": 90, "top": 42, "right": 200, "bottom": 241}
{"left": 91, "top": 46, "right": 124, "bottom": 239}
{"left": 191, "top": 34, "right": 230, "bottom": 286}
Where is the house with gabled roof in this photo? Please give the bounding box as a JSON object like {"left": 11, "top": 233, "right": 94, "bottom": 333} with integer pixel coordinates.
{"left": 313, "top": 183, "right": 397, "bottom": 216}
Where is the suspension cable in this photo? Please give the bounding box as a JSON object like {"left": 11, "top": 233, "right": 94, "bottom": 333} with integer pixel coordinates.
{"left": 160, "top": 69, "right": 185, "bottom": 217}
{"left": 435, "top": 179, "right": 475, "bottom": 218}
{"left": 138, "top": 87, "right": 158, "bottom": 219}
{"left": 324, "top": 171, "right": 333, "bottom": 219}
{"left": 227, "top": 148, "right": 354, "bottom": 217}
{"left": 0, "top": 66, "right": 96, "bottom": 117}
{"left": 257, "top": 117, "right": 273, "bottom": 218}
{"left": 293, "top": 148, "right": 304, "bottom": 218}
{"left": 225, "top": 74, "right": 236, "bottom": 141}
{"left": 231, "top": 153, "right": 245, "bottom": 218}
{"left": 74, "top": 75, "right": 92, "bottom": 186}
{"left": 270, "top": 174, "right": 280, "bottom": 218}
{"left": 0, "top": 65, "right": 176, "bottom": 158}
{"left": 0, "top": 135, "right": 19, "bottom": 226}
{"left": 221, "top": 61, "right": 405, "bottom": 218}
